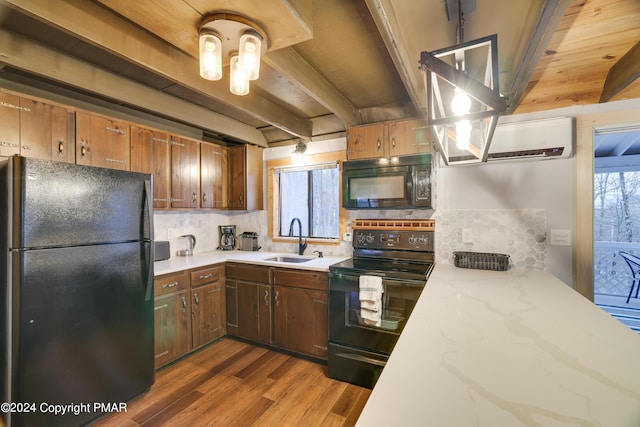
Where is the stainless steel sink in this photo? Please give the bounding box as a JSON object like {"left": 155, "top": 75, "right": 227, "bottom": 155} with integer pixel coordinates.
{"left": 265, "top": 256, "right": 313, "bottom": 263}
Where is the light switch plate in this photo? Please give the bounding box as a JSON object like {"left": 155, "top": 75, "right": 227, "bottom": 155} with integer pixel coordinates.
{"left": 550, "top": 229, "right": 571, "bottom": 246}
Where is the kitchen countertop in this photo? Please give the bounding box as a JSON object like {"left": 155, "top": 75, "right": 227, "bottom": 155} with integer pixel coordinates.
{"left": 356, "top": 264, "right": 640, "bottom": 427}
{"left": 154, "top": 250, "right": 350, "bottom": 276}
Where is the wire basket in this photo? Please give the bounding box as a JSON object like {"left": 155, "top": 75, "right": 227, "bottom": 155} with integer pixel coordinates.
{"left": 453, "top": 251, "right": 510, "bottom": 271}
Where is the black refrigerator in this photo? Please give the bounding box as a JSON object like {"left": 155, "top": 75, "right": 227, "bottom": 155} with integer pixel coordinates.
{"left": 0, "top": 156, "right": 155, "bottom": 427}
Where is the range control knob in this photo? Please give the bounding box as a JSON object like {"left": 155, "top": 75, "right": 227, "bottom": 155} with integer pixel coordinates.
{"left": 365, "top": 233, "right": 375, "bottom": 243}
{"left": 356, "top": 233, "right": 366, "bottom": 244}
{"left": 408, "top": 235, "right": 418, "bottom": 245}
{"left": 419, "top": 235, "right": 429, "bottom": 245}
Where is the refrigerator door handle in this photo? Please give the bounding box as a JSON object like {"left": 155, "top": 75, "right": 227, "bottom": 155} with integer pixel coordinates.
{"left": 144, "top": 178, "right": 154, "bottom": 301}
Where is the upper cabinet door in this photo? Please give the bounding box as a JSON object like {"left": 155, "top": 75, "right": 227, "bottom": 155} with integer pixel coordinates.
{"left": 76, "top": 112, "right": 130, "bottom": 170}
{"left": 130, "top": 125, "right": 170, "bottom": 209}
{"left": 170, "top": 135, "right": 200, "bottom": 208}
{"left": 387, "top": 118, "right": 430, "bottom": 157}
{"left": 200, "top": 143, "right": 227, "bottom": 209}
{"left": 19, "top": 97, "right": 74, "bottom": 163}
{"left": 346, "top": 123, "right": 386, "bottom": 160}
{"left": 0, "top": 92, "right": 21, "bottom": 158}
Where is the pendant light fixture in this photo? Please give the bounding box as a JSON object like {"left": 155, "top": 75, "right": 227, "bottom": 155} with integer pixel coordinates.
{"left": 198, "top": 13, "right": 267, "bottom": 95}
{"left": 419, "top": 0, "right": 507, "bottom": 165}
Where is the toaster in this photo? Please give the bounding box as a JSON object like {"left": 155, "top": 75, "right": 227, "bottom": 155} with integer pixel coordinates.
{"left": 239, "top": 232, "right": 261, "bottom": 251}
{"left": 154, "top": 241, "right": 171, "bottom": 261}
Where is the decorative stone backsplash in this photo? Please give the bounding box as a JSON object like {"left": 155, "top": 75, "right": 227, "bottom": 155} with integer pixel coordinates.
{"left": 435, "top": 209, "right": 548, "bottom": 270}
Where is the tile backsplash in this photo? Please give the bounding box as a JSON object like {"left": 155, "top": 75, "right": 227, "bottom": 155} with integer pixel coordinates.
{"left": 155, "top": 208, "right": 548, "bottom": 270}
{"left": 434, "top": 209, "right": 548, "bottom": 269}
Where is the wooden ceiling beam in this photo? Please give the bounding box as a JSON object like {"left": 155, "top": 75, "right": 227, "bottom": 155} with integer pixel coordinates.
{"left": 0, "top": 29, "right": 268, "bottom": 146}
{"left": 599, "top": 40, "right": 640, "bottom": 103}
{"left": 263, "top": 47, "right": 359, "bottom": 126}
{"left": 3, "top": 0, "right": 312, "bottom": 140}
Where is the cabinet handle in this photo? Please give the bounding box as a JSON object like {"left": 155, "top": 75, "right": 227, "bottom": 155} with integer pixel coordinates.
{"left": 192, "top": 192, "right": 197, "bottom": 203}
{"left": 152, "top": 137, "right": 169, "bottom": 143}
{"left": 193, "top": 293, "right": 199, "bottom": 309}
{"left": 170, "top": 140, "right": 185, "bottom": 147}
{"left": 105, "top": 158, "right": 126, "bottom": 164}
{"left": 162, "top": 281, "right": 178, "bottom": 289}
{"left": 312, "top": 298, "right": 327, "bottom": 305}
{"left": 275, "top": 291, "right": 280, "bottom": 306}
{"left": 391, "top": 137, "right": 396, "bottom": 150}
{"left": 155, "top": 350, "right": 169, "bottom": 359}
{"left": 264, "top": 290, "right": 269, "bottom": 306}
{"left": 154, "top": 303, "right": 169, "bottom": 311}
{"left": 182, "top": 296, "right": 187, "bottom": 312}
{"left": 239, "top": 191, "right": 244, "bottom": 202}
{"left": 57, "top": 138, "right": 64, "bottom": 155}
{"left": 80, "top": 141, "right": 87, "bottom": 157}
{"left": 105, "top": 126, "right": 125, "bottom": 135}
{"left": 202, "top": 192, "right": 207, "bottom": 202}
{"left": 376, "top": 137, "right": 382, "bottom": 151}
{"left": 199, "top": 273, "right": 213, "bottom": 280}
{"left": 313, "top": 344, "right": 328, "bottom": 351}
{"left": 0, "top": 141, "right": 20, "bottom": 148}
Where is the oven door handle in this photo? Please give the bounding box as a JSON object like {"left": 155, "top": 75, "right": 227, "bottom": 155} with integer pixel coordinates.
{"left": 335, "top": 351, "right": 387, "bottom": 367}
{"left": 333, "top": 273, "right": 424, "bottom": 288}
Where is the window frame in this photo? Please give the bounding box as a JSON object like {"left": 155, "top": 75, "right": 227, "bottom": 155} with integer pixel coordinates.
{"left": 267, "top": 150, "right": 346, "bottom": 246}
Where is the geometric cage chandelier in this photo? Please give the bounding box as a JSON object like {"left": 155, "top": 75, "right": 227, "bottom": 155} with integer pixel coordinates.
{"left": 419, "top": 0, "right": 507, "bottom": 165}
{"left": 198, "top": 13, "right": 268, "bottom": 96}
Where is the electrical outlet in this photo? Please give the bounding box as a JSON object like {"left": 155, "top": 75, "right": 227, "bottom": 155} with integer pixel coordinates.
{"left": 550, "top": 229, "right": 571, "bottom": 246}
{"left": 462, "top": 228, "right": 473, "bottom": 243}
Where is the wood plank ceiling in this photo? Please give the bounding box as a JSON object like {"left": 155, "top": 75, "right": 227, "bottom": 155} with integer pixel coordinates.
{"left": 0, "top": 0, "right": 638, "bottom": 148}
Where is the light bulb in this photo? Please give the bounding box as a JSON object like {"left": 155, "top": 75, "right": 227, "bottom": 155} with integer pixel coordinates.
{"left": 239, "top": 33, "right": 262, "bottom": 81}
{"left": 455, "top": 121, "right": 472, "bottom": 150}
{"left": 199, "top": 32, "right": 222, "bottom": 81}
{"left": 451, "top": 88, "right": 471, "bottom": 116}
{"left": 230, "top": 55, "right": 250, "bottom": 96}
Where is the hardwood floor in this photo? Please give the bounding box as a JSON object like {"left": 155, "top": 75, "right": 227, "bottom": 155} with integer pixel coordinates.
{"left": 93, "top": 338, "right": 371, "bottom": 426}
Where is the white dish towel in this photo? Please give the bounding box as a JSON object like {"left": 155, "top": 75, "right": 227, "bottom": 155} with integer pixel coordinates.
{"left": 359, "top": 275, "right": 383, "bottom": 327}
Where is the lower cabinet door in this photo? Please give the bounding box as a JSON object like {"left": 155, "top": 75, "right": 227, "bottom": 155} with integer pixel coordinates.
{"left": 273, "top": 285, "right": 328, "bottom": 359}
{"left": 154, "top": 291, "right": 191, "bottom": 368}
{"left": 236, "top": 281, "right": 272, "bottom": 344}
{"left": 192, "top": 281, "right": 226, "bottom": 349}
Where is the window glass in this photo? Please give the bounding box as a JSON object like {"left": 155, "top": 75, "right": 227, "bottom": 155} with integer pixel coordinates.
{"left": 278, "top": 164, "right": 339, "bottom": 239}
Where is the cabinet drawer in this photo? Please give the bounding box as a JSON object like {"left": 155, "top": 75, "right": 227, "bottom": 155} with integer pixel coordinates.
{"left": 191, "top": 265, "right": 224, "bottom": 287}
{"left": 226, "top": 263, "right": 271, "bottom": 283}
{"left": 272, "top": 269, "right": 328, "bottom": 291}
{"left": 155, "top": 271, "right": 189, "bottom": 296}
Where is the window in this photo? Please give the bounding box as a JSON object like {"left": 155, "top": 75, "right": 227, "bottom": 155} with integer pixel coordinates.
{"left": 276, "top": 163, "right": 340, "bottom": 239}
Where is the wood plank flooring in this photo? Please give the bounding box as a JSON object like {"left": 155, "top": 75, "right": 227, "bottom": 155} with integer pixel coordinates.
{"left": 92, "top": 338, "right": 371, "bottom": 426}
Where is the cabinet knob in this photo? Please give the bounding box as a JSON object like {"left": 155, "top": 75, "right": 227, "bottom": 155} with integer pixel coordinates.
{"left": 202, "top": 192, "right": 207, "bottom": 202}
{"left": 57, "top": 138, "right": 64, "bottom": 156}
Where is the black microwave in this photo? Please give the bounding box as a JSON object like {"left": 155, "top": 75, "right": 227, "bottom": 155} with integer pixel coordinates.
{"left": 342, "top": 154, "right": 432, "bottom": 209}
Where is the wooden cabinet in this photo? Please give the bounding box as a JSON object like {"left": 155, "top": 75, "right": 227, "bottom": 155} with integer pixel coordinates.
{"left": 0, "top": 91, "right": 73, "bottom": 162}
{"left": 190, "top": 265, "right": 226, "bottom": 349}
{"left": 154, "top": 264, "right": 227, "bottom": 369}
{"left": 154, "top": 271, "right": 191, "bottom": 368}
{"left": 170, "top": 135, "right": 200, "bottom": 208}
{"left": 227, "top": 144, "right": 263, "bottom": 210}
{"left": 346, "top": 118, "right": 430, "bottom": 160}
{"left": 200, "top": 143, "right": 228, "bottom": 209}
{"left": 272, "top": 269, "right": 328, "bottom": 360}
{"left": 225, "top": 263, "right": 329, "bottom": 360}
{"left": 76, "top": 111, "right": 130, "bottom": 170}
{"left": 130, "top": 125, "right": 171, "bottom": 209}
{"left": 0, "top": 91, "right": 21, "bottom": 159}
{"left": 225, "top": 263, "right": 272, "bottom": 344}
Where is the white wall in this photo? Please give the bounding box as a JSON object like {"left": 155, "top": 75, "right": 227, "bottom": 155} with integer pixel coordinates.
{"left": 436, "top": 157, "right": 574, "bottom": 285}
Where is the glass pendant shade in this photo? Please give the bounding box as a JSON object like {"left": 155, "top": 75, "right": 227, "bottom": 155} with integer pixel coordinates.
{"left": 199, "top": 32, "right": 222, "bottom": 81}
{"left": 230, "top": 54, "right": 250, "bottom": 96}
{"left": 455, "top": 121, "right": 472, "bottom": 150}
{"left": 238, "top": 33, "right": 262, "bottom": 80}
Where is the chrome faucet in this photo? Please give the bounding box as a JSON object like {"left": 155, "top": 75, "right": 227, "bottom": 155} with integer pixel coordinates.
{"left": 288, "top": 217, "right": 308, "bottom": 255}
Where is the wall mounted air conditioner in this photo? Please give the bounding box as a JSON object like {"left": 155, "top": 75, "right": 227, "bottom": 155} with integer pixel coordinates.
{"left": 447, "top": 117, "right": 574, "bottom": 164}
